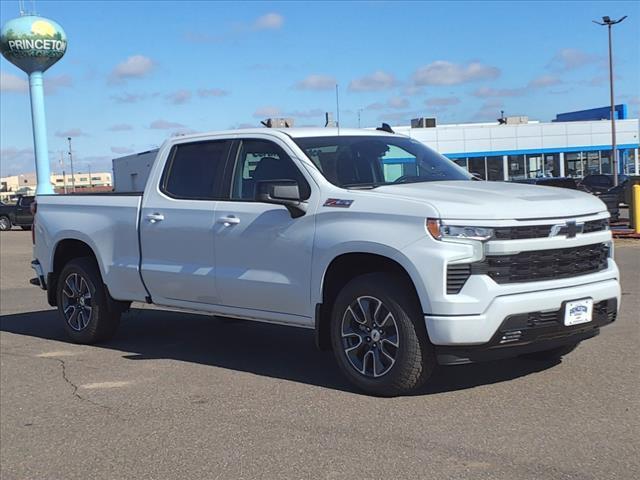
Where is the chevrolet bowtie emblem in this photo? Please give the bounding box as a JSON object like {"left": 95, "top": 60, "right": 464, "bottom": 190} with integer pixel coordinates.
{"left": 549, "top": 220, "right": 583, "bottom": 238}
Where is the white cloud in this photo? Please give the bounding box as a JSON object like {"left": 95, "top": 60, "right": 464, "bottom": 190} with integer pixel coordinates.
{"left": 471, "top": 99, "right": 504, "bottom": 122}
{"left": 425, "top": 96, "right": 460, "bottom": 106}
{"left": 378, "top": 110, "right": 419, "bottom": 122}
{"left": 365, "top": 102, "right": 385, "bottom": 111}
{"left": 0, "top": 147, "right": 34, "bottom": 177}
{"left": 165, "top": 90, "right": 192, "bottom": 105}
{"left": 548, "top": 48, "right": 598, "bottom": 71}
{"left": 387, "top": 97, "right": 409, "bottom": 109}
{"left": 197, "top": 88, "right": 230, "bottom": 97}
{"left": 55, "top": 128, "right": 89, "bottom": 138}
{"left": 111, "top": 146, "right": 134, "bottom": 154}
{"left": 1, "top": 71, "right": 73, "bottom": 95}
{"left": 472, "top": 86, "right": 526, "bottom": 98}
{"left": 528, "top": 74, "right": 562, "bottom": 88}
{"left": 150, "top": 119, "right": 186, "bottom": 129}
{"left": 0, "top": 71, "right": 28, "bottom": 92}
{"left": 287, "top": 108, "right": 325, "bottom": 118}
{"left": 110, "top": 92, "right": 147, "bottom": 104}
{"left": 412, "top": 61, "right": 500, "bottom": 86}
{"left": 253, "top": 106, "right": 281, "bottom": 118}
{"left": 349, "top": 71, "right": 396, "bottom": 92}
{"left": 254, "top": 13, "right": 284, "bottom": 30}
{"left": 109, "top": 55, "right": 155, "bottom": 84}
{"left": 294, "top": 74, "right": 336, "bottom": 91}
{"left": 108, "top": 124, "right": 133, "bottom": 131}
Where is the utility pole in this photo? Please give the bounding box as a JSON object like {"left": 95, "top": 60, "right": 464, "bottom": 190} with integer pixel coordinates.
{"left": 88, "top": 163, "right": 92, "bottom": 188}
{"left": 357, "top": 109, "right": 362, "bottom": 128}
{"left": 593, "top": 15, "right": 627, "bottom": 186}
{"left": 67, "top": 137, "right": 76, "bottom": 192}
{"left": 59, "top": 151, "right": 67, "bottom": 194}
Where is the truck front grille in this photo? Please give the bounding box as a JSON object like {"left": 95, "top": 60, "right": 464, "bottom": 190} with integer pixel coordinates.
{"left": 479, "top": 243, "right": 609, "bottom": 284}
{"left": 493, "top": 218, "right": 608, "bottom": 240}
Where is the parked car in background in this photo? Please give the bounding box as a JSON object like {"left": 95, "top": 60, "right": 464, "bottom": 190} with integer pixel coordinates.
{"left": 579, "top": 174, "right": 629, "bottom": 195}
{"left": 0, "top": 195, "right": 35, "bottom": 231}
{"left": 513, "top": 177, "right": 581, "bottom": 190}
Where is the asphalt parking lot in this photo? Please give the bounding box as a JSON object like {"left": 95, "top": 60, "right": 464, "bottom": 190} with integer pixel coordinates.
{"left": 1, "top": 231, "right": 638, "bottom": 480}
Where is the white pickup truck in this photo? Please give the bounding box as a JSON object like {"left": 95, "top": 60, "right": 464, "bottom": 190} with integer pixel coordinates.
{"left": 31, "top": 128, "right": 620, "bottom": 396}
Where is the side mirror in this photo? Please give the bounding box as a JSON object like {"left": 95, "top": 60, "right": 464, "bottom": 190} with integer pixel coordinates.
{"left": 255, "top": 180, "right": 307, "bottom": 218}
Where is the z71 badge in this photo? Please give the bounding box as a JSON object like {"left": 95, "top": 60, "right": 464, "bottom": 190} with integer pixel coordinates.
{"left": 323, "top": 198, "right": 354, "bottom": 208}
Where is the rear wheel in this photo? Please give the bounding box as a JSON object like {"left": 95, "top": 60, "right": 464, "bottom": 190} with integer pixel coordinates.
{"left": 56, "top": 257, "right": 121, "bottom": 344}
{"left": 520, "top": 343, "right": 579, "bottom": 361}
{"left": 330, "top": 273, "right": 435, "bottom": 396}
{"left": 0, "top": 216, "right": 11, "bottom": 231}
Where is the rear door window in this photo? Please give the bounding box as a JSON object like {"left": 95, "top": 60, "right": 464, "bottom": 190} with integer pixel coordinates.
{"left": 161, "top": 140, "right": 231, "bottom": 200}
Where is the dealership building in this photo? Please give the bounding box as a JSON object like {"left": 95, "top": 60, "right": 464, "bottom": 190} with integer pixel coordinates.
{"left": 392, "top": 105, "right": 639, "bottom": 181}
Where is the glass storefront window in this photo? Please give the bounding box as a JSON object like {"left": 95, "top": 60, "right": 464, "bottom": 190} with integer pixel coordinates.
{"left": 453, "top": 158, "right": 468, "bottom": 171}
{"left": 585, "top": 151, "right": 600, "bottom": 175}
{"left": 544, "top": 154, "right": 561, "bottom": 177}
{"left": 600, "top": 150, "right": 612, "bottom": 174}
{"left": 468, "top": 157, "right": 486, "bottom": 179}
{"left": 623, "top": 149, "right": 637, "bottom": 175}
{"left": 508, "top": 155, "right": 525, "bottom": 180}
{"left": 565, "top": 152, "right": 583, "bottom": 178}
{"left": 526, "top": 154, "right": 543, "bottom": 178}
{"left": 486, "top": 156, "right": 504, "bottom": 181}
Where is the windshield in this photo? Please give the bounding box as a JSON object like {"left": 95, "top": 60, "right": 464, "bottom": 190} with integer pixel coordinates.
{"left": 293, "top": 135, "right": 471, "bottom": 188}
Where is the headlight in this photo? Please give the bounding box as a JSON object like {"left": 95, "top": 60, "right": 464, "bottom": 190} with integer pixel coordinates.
{"left": 426, "top": 218, "right": 493, "bottom": 241}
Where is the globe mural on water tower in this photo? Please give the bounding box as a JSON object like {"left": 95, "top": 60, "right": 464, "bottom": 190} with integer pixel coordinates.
{"left": 1, "top": 15, "right": 68, "bottom": 194}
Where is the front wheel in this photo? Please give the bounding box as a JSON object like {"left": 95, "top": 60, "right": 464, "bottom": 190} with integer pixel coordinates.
{"left": 330, "top": 273, "right": 435, "bottom": 396}
{"left": 56, "top": 257, "right": 121, "bottom": 344}
{"left": 0, "top": 216, "right": 11, "bottom": 231}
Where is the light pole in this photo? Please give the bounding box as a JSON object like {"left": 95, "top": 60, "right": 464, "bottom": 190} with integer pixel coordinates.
{"left": 593, "top": 15, "right": 627, "bottom": 186}
{"left": 67, "top": 137, "right": 76, "bottom": 192}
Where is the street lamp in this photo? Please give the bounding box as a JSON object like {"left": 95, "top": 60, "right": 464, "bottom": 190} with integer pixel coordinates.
{"left": 593, "top": 15, "right": 627, "bottom": 186}
{"left": 67, "top": 136, "right": 76, "bottom": 192}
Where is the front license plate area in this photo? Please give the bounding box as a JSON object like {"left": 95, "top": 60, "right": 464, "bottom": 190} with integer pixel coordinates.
{"left": 563, "top": 298, "right": 593, "bottom": 326}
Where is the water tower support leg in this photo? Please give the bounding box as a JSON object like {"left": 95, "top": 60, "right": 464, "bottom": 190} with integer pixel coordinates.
{"left": 28, "top": 71, "right": 54, "bottom": 195}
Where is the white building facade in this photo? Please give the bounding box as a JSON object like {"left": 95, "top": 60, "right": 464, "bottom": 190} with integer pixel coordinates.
{"left": 392, "top": 117, "right": 639, "bottom": 181}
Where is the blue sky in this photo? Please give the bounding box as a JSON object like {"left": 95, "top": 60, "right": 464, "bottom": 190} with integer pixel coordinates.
{"left": 1, "top": 0, "right": 639, "bottom": 176}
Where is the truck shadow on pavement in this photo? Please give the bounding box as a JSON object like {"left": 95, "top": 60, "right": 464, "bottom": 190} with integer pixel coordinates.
{"left": 0, "top": 308, "right": 560, "bottom": 396}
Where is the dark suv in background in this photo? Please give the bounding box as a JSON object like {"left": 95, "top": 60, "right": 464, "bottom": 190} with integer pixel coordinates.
{"left": 0, "top": 195, "right": 35, "bottom": 231}
{"left": 579, "top": 174, "right": 629, "bottom": 195}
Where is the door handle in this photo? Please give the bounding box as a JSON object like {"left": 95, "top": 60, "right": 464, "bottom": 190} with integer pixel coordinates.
{"left": 146, "top": 213, "right": 165, "bottom": 224}
{"left": 218, "top": 215, "right": 240, "bottom": 227}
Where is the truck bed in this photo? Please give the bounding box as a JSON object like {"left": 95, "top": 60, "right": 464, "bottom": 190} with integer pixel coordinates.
{"left": 33, "top": 193, "right": 148, "bottom": 302}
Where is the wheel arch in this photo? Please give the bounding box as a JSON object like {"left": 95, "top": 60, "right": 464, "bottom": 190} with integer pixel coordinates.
{"left": 48, "top": 237, "right": 106, "bottom": 307}
{"left": 315, "top": 249, "right": 428, "bottom": 351}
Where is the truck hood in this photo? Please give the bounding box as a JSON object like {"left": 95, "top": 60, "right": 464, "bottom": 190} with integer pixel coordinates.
{"left": 372, "top": 181, "right": 606, "bottom": 220}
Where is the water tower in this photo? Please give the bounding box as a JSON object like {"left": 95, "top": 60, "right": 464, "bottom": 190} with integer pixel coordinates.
{"left": 1, "top": 12, "right": 67, "bottom": 195}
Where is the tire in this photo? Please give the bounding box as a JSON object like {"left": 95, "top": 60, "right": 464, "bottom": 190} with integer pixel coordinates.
{"left": 330, "top": 273, "right": 435, "bottom": 396}
{"left": 0, "top": 216, "right": 11, "bottom": 231}
{"left": 56, "top": 257, "right": 121, "bottom": 344}
{"left": 519, "top": 343, "right": 579, "bottom": 361}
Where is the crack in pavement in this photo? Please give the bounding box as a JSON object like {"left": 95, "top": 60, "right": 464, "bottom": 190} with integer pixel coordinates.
{"left": 1, "top": 349, "right": 123, "bottom": 420}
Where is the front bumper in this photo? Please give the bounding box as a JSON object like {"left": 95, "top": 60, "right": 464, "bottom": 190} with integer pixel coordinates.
{"left": 425, "top": 278, "right": 620, "bottom": 345}
{"left": 436, "top": 298, "right": 617, "bottom": 365}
